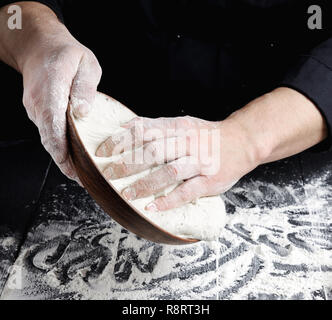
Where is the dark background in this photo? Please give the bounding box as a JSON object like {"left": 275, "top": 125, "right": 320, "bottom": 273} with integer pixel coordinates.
{"left": 1, "top": 0, "right": 332, "bottom": 246}
{"left": 2, "top": 0, "right": 332, "bottom": 140}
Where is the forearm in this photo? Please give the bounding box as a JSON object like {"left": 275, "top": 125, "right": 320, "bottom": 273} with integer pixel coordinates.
{"left": 0, "top": 1, "right": 66, "bottom": 72}
{"left": 226, "top": 87, "right": 328, "bottom": 165}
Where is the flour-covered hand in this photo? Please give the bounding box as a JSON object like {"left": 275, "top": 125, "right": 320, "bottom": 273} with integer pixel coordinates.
{"left": 21, "top": 25, "right": 102, "bottom": 181}
{"left": 96, "top": 116, "right": 260, "bottom": 211}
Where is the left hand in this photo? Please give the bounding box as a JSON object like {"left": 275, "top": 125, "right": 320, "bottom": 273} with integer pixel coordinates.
{"left": 96, "top": 116, "right": 260, "bottom": 212}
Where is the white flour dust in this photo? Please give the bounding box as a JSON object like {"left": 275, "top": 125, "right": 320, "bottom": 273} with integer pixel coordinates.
{"left": 1, "top": 173, "right": 331, "bottom": 300}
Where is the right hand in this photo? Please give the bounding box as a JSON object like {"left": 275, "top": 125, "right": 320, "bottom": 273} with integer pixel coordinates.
{"left": 21, "top": 24, "right": 102, "bottom": 181}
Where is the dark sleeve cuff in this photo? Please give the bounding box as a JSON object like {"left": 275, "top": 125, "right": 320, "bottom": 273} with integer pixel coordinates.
{"left": 280, "top": 55, "right": 332, "bottom": 152}
{"left": 0, "top": 0, "right": 64, "bottom": 22}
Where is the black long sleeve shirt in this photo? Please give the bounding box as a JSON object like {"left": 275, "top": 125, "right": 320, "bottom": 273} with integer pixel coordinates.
{"left": 2, "top": 0, "right": 332, "bottom": 150}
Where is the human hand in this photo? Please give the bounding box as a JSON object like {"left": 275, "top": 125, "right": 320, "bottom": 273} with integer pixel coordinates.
{"left": 21, "top": 24, "right": 102, "bottom": 181}
{"left": 96, "top": 116, "right": 260, "bottom": 211}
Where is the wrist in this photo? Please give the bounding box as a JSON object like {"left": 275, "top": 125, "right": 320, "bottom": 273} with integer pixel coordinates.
{"left": 224, "top": 87, "right": 325, "bottom": 166}
{"left": 224, "top": 94, "right": 276, "bottom": 166}
{"left": 0, "top": 2, "right": 67, "bottom": 72}
{"left": 220, "top": 116, "right": 265, "bottom": 171}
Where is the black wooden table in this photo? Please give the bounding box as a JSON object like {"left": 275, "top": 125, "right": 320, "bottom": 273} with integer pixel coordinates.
{"left": 0, "top": 139, "right": 331, "bottom": 300}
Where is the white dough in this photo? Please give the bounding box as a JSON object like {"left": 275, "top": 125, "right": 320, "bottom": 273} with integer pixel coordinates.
{"left": 71, "top": 93, "right": 227, "bottom": 241}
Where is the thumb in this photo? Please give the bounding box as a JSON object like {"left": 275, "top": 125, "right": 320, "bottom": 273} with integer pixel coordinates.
{"left": 70, "top": 52, "right": 102, "bottom": 118}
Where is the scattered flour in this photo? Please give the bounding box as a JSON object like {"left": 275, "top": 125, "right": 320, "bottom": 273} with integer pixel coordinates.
{"left": 1, "top": 171, "right": 332, "bottom": 300}
{"left": 2, "top": 95, "right": 331, "bottom": 300}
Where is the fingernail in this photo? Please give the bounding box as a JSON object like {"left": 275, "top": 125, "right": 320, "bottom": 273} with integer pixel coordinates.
{"left": 103, "top": 167, "right": 113, "bottom": 180}
{"left": 122, "top": 187, "right": 135, "bottom": 201}
{"left": 145, "top": 202, "right": 159, "bottom": 212}
{"left": 74, "top": 103, "right": 90, "bottom": 118}
{"left": 96, "top": 142, "right": 106, "bottom": 157}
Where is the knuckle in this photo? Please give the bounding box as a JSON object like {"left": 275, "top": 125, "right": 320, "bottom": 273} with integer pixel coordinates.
{"left": 129, "top": 117, "right": 142, "bottom": 128}
{"left": 117, "top": 162, "right": 130, "bottom": 176}
{"left": 178, "top": 185, "right": 192, "bottom": 202}
{"left": 58, "top": 158, "right": 74, "bottom": 178}
{"left": 178, "top": 116, "right": 194, "bottom": 128}
{"left": 157, "top": 197, "right": 170, "bottom": 210}
{"left": 165, "top": 164, "right": 178, "bottom": 180}
{"left": 172, "top": 117, "right": 191, "bottom": 132}
{"left": 157, "top": 117, "right": 168, "bottom": 123}
{"left": 56, "top": 154, "right": 68, "bottom": 165}
{"left": 46, "top": 49, "right": 72, "bottom": 70}
{"left": 183, "top": 115, "right": 195, "bottom": 121}
{"left": 42, "top": 114, "right": 66, "bottom": 139}
{"left": 135, "top": 179, "right": 153, "bottom": 194}
{"left": 39, "top": 134, "right": 49, "bottom": 148}
{"left": 22, "top": 95, "right": 37, "bottom": 122}
{"left": 151, "top": 117, "right": 173, "bottom": 131}
{"left": 40, "top": 126, "right": 67, "bottom": 159}
{"left": 209, "top": 177, "right": 231, "bottom": 194}
{"left": 84, "top": 50, "right": 102, "bottom": 78}
{"left": 46, "top": 46, "right": 82, "bottom": 76}
{"left": 23, "top": 87, "right": 41, "bottom": 110}
{"left": 22, "top": 92, "right": 31, "bottom": 108}
{"left": 201, "top": 183, "right": 210, "bottom": 196}
{"left": 198, "top": 177, "right": 212, "bottom": 195}
{"left": 144, "top": 142, "right": 158, "bottom": 161}
{"left": 94, "top": 61, "right": 103, "bottom": 78}
{"left": 53, "top": 150, "right": 68, "bottom": 165}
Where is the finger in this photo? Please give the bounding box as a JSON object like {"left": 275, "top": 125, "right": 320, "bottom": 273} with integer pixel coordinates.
{"left": 42, "top": 132, "right": 79, "bottom": 183}
{"left": 57, "top": 158, "right": 80, "bottom": 183}
{"left": 67, "top": 156, "right": 83, "bottom": 186}
{"left": 95, "top": 122, "right": 144, "bottom": 157}
{"left": 70, "top": 52, "right": 102, "bottom": 118}
{"left": 122, "top": 156, "right": 201, "bottom": 200}
{"left": 145, "top": 176, "right": 210, "bottom": 212}
{"left": 121, "top": 116, "right": 197, "bottom": 141}
{"left": 102, "top": 136, "right": 190, "bottom": 179}
{"left": 96, "top": 116, "right": 197, "bottom": 158}
{"left": 38, "top": 89, "right": 69, "bottom": 161}
{"left": 38, "top": 80, "right": 81, "bottom": 183}
{"left": 41, "top": 126, "right": 79, "bottom": 183}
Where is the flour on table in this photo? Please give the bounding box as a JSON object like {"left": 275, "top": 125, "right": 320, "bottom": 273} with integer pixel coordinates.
{"left": 71, "top": 92, "right": 226, "bottom": 241}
